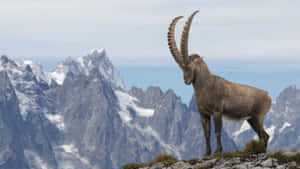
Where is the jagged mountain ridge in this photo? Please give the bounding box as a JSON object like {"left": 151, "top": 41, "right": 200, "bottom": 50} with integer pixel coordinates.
{"left": 0, "top": 50, "right": 237, "bottom": 169}
{"left": 0, "top": 49, "right": 299, "bottom": 169}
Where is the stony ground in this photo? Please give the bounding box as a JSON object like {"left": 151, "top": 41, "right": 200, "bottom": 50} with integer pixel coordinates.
{"left": 123, "top": 141, "right": 300, "bottom": 169}
{"left": 140, "top": 153, "right": 299, "bottom": 169}
{"left": 123, "top": 152, "right": 300, "bottom": 169}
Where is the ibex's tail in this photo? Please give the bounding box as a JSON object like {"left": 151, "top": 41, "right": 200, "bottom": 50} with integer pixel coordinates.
{"left": 265, "top": 94, "right": 272, "bottom": 116}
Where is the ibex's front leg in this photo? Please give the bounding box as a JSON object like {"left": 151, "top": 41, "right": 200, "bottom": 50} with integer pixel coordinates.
{"left": 200, "top": 113, "right": 211, "bottom": 156}
{"left": 213, "top": 112, "right": 223, "bottom": 154}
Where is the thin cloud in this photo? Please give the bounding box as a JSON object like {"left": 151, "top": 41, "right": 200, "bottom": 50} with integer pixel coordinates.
{"left": 0, "top": 0, "right": 300, "bottom": 65}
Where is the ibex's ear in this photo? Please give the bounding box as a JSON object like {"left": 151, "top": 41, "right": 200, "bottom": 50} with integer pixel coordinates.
{"left": 189, "top": 54, "right": 200, "bottom": 60}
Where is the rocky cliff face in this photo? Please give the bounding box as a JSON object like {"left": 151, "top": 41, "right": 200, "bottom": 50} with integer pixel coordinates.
{"left": 0, "top": 71, "right": 29, "bottom": 169}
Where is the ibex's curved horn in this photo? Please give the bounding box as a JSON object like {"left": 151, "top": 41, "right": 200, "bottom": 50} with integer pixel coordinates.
{"left": 181, "top": 10, "right": 199, "bottom": 65}
{"left": 168, "top": 16, "right": 184, "bottom": 68}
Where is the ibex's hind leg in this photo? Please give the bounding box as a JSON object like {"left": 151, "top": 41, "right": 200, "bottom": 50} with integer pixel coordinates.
{"left": 200, "top": 113, "right": 211, "bottom": 156}
{"left": 213, "top": 112, "right": 223, "bottom": 154}
{"left": 247, "top": 116, "right": 269, "bottom": 146}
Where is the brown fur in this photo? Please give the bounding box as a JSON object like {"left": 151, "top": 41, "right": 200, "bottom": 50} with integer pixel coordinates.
{"left": 168, "top": 11, "right": 272, "bottom": 156}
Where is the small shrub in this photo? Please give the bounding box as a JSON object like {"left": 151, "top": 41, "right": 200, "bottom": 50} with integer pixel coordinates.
{"left": 152, "top": 153, "right": 176, "bottom": 163}
{"left": 244, "top": 140, "right": 266, "bottom": 154}
{"left": 152, "top": 153, "right": 178, "bottom": 167}
{"left": 122, "top": 163, "right": 140, "bottom": 169}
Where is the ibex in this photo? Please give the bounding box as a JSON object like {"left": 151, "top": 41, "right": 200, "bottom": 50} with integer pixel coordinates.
{"left": 167, "top": 11, "right": 272, "bottom": 156}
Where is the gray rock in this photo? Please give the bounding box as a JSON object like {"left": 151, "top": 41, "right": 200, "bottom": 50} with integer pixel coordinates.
{"left": 288, "top": 161, "right": 297, "bottom": 168}
{"left": 251, "top": 167, "right": 264, "bottom": 169}
{"left": 149, "top": 162, "right": 164, "bottom": 169}
{"left": 171, "top": 161, "right": 193, "bottom": 169}
{"left": 233, "top": 164, "right": 249, "bottom": 169}
{"left": 261, "top": 158, "right": 277, "bottom": 168}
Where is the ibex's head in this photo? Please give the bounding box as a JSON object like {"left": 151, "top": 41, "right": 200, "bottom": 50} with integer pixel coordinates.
{"left": 168, "top": 11, "right": 205, "bottom": 85}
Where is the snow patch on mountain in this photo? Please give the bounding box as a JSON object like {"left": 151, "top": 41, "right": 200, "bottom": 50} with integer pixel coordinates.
{"left": 14, "top": 90, "right": 31, "bottom": 119}
{"left": 24, "top": 150, "right": 52, "bottom": 169}
{"left": 233, "top": 121, "right": 251, "bottom": 138}
{"left": 50, "top": 70, "right": 65, "bottom": 85}
{"left": 279, "top": 122, "right": 291, "bottom": 133}
{"left": 115, "top": 90, "right": 155, "bottom": 122}
{"left": 128, "top": 123, "right": 182, "bottom": 159}
{"left": 45, "top": 114, "right": 65, "bottom": 130}
{"left": 59, "top": 144, "right": 91, "bottom": 166}
{"left": 60, "top": 144, "right": 78, "bottom": 154}
{"left": 266, "top": 125, "right": 276, "bottom": 143}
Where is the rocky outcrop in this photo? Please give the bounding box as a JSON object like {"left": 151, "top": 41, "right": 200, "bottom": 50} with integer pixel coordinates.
{"left": 127, "top": 153, "right": 300, "bottom": 169}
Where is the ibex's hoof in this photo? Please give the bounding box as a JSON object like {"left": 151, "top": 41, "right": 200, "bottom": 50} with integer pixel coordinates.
{"left": 214, "top": 150, "right": 222, "bottom": 155}
{"left": 202, "top": 152, "right": 212, "bottom": 160}
{"left": 214, "top": 148, "right": 223, "bottom": 155}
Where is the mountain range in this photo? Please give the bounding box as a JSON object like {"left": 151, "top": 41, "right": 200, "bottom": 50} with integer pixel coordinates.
{"left": 0, "top": 49, "right": 299, "bottom": 169}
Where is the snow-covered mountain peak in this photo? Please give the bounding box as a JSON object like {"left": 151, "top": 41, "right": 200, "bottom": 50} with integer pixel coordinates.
{"left": 51, "top": 48, "right": 128, "bottom": 90}
{"left": 0, "top": 55, "right": 9, "bottom": 64}
{"left": 18, "top": 60, "right": 52, "bottom": 84}
{"left": 0, "top": 55, "right": 53, "bottom": 120}
{"left": 87, "top": 48, "right": 105, "bottom": 57}
{"left": 0, "top": 55, "right": 23, "bottom": 76}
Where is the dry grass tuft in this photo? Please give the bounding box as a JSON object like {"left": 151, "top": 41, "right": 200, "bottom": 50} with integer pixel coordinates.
{"left": 122, "top": 153, "right": 177, "bottom": 169}
{"left": 244, "top": 140, "right": 266, "bottom": 154}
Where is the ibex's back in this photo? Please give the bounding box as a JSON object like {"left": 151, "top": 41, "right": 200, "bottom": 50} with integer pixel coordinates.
{"left": 167, "top": 10, "right": 271, "bottom": 155}
{"left": 210, "top": 75, "right": 271, "bottom": 121}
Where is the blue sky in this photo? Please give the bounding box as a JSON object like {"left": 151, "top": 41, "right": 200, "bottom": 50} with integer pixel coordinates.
{"left": 1, "top": 0, "right": 300, "bottom": 66}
